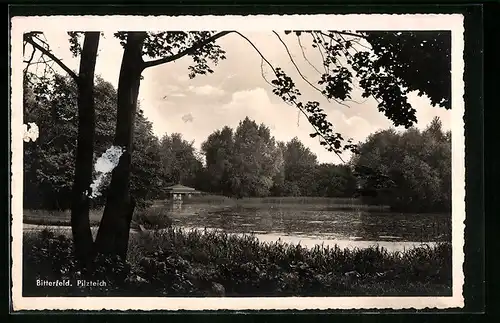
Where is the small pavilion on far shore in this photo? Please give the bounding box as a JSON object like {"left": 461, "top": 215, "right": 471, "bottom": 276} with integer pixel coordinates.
{"left": 165, "top": 184, "right": 201, "bottom": 201}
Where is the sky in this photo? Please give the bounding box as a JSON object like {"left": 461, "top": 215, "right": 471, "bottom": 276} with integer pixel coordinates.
{"left": 25, "top": 31, "right": 451, "bottom": 164}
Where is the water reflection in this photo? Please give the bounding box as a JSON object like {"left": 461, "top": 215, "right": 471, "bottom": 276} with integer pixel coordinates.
{"left": 163, "top": 203, "right": 451, "bottom": 244}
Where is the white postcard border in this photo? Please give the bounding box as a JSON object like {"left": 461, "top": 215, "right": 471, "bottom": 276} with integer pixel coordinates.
{"left": 10, "top": 13, "right": 465, "bottom": 311}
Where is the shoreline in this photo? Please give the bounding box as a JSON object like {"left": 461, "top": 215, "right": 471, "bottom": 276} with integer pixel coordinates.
{"left": 23, "top": 223, "right": 441, "bottom": 252}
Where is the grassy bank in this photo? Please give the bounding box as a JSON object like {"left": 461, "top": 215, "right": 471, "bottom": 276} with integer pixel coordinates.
{"left": 23, "top": 227, "right": 452, "bottom": 297}
{"left": 24, "top": 209, "right": 103, "bottom": 227}
{"left": 22, "top": 197, "right": 390, "bottom": 227}
{"left": 180, "top": 195, "right": 366, "bottom": 205}
{"left": 153, "top": 196, "right": 391, "bottom": 212}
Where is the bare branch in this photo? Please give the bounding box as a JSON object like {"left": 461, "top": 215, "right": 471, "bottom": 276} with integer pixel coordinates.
{"left": 310, "top": 33, "right": 328, "bottom": 74}
{"left": 297, "top": 35, "right": 322, "bottom": 75}
{"left": 24, "top": 33, "right": 78, "bottom": 81}
{"left": 143, "top": 31, "right": 233, "bottom": 69}
{"left": 23, "top": 47, "right": 36, "bottom": 73}
{"left": 24, "top": 58, "right": 55, "bottom": 66}
{"left": 272, "top": 31, "right": 329, "bottom": 99}
{"left": 334, "top": 33, "right": 382, "bottom": 107}
{"left": 260, "top": 58, "right": 275, "bottom": 89}
{"left": 234, "top": 31, "right": 346, "bottom": 164}
{"left": 325, "top": 30, "right": 367, "bottom": 39}
{"left": 277, "top": 31, "right": 352, "bottom": 109}
{"left": 234, "top": 32, "right": 277, "bottom": 73}
{"left": 348, "top": 37, "right": 372, "bottom": 51}
{"left": 41, "top": 55, "right": 59, "bottom": 76}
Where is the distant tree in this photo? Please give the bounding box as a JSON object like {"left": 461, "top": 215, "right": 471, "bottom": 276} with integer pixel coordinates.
{"left": 231, "top": 118, "right": 281, "bottom": 197}
{"left": 351, "top": 118, "right": 451, "bottom": 212}
{"left": 200, "top": 126, "right": 235, "bottom": 195}
{"left": 200, "top": 125, "right": 359, "bottom": 199}
{"left": 421, "top": 117, "right": 452, "bottom": 209}
{"left": 255, "top": 123, "right": 284, "bottom": 196}
{"left": 23, "top": 74, "right": 78, "bottom": 210}
{"left": 129, "top": 110, "right": 165, "bottom": 207}
{"left": 93, "top": 76, "right": 119, "bottom": 155}
{"left": 24, "top": 31, "right": 101, "bottom": 266}
{"left": 23, "top": 75, "right": 164, "bottom": 210}
{"left": 270, "top": 141, "right": 286, "bottom": 196}
{"left": 282, "top": 137, "right": 318, "bottom": 196}
{"left": 314, "top": 164, "right": 357, "bottom": 197}
{"left": 158, "top": 133, "right": 203, "bottom": 189}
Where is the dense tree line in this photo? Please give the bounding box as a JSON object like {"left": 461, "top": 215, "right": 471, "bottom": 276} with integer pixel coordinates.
{"left": 23, "top": 75, "right": 356, "bottom": 209}
{"left": 199, "top": 122, "right": 357, "bottom": 198}
{"left": 351, "top": 117, "right": 451, "bottom": 212}
{"left": 23, "top": 75, "right": 165, "bottom": 209}
{"left": 24, "top": 74, "right": 450, "bottom": 213}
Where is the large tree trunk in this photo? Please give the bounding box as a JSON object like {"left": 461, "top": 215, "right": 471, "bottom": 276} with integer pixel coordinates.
{"left": 94, "top": 32, "right": 146, "bottom": 260}
{"left": 70, "top": 32, "right": 100, "bottom": 267}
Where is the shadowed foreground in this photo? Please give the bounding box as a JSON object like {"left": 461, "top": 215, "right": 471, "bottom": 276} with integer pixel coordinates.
{"left": 23, "top": 228, "right": 452, "bottom": 297}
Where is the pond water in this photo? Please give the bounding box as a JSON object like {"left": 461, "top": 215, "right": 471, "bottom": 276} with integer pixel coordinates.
{"left": 159, "top": 202, "right": 452, "bottom": 251}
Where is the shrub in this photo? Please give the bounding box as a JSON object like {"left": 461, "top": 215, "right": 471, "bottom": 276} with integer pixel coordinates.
{"left": 23, "top": 228, "right": 452, "bottom": 297}
{"left": 133, "top": 208, "right": 173, "bottom": 230}
{"left": 23, "top": 229, "right": 134, "bottom": 296}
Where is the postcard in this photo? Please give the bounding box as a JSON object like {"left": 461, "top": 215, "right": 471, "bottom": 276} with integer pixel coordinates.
{"left": 10, "top": 13, "right": 465, "bottom": 311}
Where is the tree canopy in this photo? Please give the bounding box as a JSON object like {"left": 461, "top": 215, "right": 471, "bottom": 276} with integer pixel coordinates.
{"left": 351, "top": 116, "right": 451, "bottom": 212}
{"left": 105, "top": 30, "right": 451, "bottom": 161}
{"left": 23, "top": 75, "right": 165, "bottom": 209}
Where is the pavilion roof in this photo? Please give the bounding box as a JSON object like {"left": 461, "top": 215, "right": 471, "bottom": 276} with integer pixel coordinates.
{"left": 165, "top": 184, "right": 196, "bottom": 193}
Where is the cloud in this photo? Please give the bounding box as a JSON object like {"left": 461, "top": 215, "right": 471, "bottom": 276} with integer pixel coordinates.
{"left": 48, "top": 31, "right": 451, "bottom": 164}
{"left": 344, "top": 115, "right": 379, "bottom": 143}
{"left": 408, "top": 92, "right": 451, "bottom": 131}
{"left": 176, "top": 74, "right": 191, "bottom": 83}
{"left": 218, "top": 87, "right": 376, "bottom": 163}
{"left": 164, "top": 85, "right": 181, "bottom": 92}
{"left": 141, "top": 87, "right": 380, "bottom": 164}
{"left": 189, "top": 84, "right": 225, "bottom": 96}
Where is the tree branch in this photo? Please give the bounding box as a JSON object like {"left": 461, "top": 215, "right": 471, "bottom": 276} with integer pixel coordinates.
{"left": 142, "top": 31, "right": 233, "bottom": 69}
{"left": 260, "top": 58, "right": 275, "bottom": 89}
{"left": 275, "top": 31, "right": 353, "bottom": 109}
{"left": 272, "top": 31, "right": 326, "bottom": 100}
{"left": 310, "top": 33, "right": 329, "bottom": 74}
{"left": 348, "top": 37, "right": 372, "bottom": 51}
{"left": 325, "top": 30, "right": 367, "bottom": 39}
{"left": 23, "top": 46, "right": 36, "bottom": 73}
{"left": 297, "top": 35, "right": 322, "bottom": 76}
{"left": 336, "top": 34, "right": 383, "bottom": 108}
{"left": 234, "top": 31, "right": 346, "bottom": 164}
{"left": 24, "top": 33, "right": 78, "bottom": 81}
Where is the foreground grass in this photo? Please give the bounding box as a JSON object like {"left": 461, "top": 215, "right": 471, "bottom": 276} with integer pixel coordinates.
{"left": 24, "top": 209, "right": 103, "bottom": 227}
{"left": 23, "top": 227, "right": 452, "bottom": 297}
{"left": 177, "top": 195, "right": 366, "bottom": 205}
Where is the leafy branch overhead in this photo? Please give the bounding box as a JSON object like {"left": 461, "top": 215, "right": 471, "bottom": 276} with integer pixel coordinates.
{"left": 109, "top": 30, "right": 450, "bottom": 162}
{"left": 257, "top": 30, "right": 449, "bottom": 160}
{"left": 284, "top": 30, "right": 451, "bottom": 110}
{"left": 23, "top": 32, "right": 78, "bottom": 81}
{"left": 114, "top": 31, "right": 229, "bottom": 76}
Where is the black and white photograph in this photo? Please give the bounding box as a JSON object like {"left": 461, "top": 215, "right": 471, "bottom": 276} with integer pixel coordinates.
{"left": 10, "top": 14, "right": 465, "bottom": 310}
